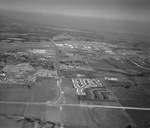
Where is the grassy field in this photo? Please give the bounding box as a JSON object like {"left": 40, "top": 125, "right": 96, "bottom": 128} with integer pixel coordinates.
{"left": 0, "top": 78, "right": 58, "bottom": 102}
{"left": 92, "top": 107, "right": 136, "bottom": 128}
{"left": 126, "top": 110, "right": 150, "bottom": 128}
{"left": 24, "top": 104, "right": 46, "bottom": 120}
{"left": 0, "top": 103, "right": 26, "bottom": 128}
{"left": 0, "top": 117, "right": 23, "bottom": 128}
{"left": 109, "top": 88, "right": 150, "bottom": 101}
{"left": 61, "top": 78, "right": 79, "bottom": 104}
{"left": 61, "top": 106, "right": 87, "bottom": 128}
{"left": 46, "top": 106, "right": 61, "bottom": 123}
{"left": 119, "top": 100, "right": 150, "bottom": 108}
{"left": 0, "top": 103, "right": 26, "bottom": 116}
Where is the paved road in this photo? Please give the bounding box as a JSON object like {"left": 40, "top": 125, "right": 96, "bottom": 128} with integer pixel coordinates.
{"left": 0, "top": 101, "right": 150, "bottom": 111}
{"left": 130, "top": 60, "right": 150, "bottom": 71}
{"left": 50, "top": 36, "right": 64, "bottom": 104}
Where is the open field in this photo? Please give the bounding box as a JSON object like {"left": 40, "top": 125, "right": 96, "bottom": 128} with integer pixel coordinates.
{"left": 92, "top": 107, "right": 136, "bottom": 128}
{"left": 0, "top": 78, "right": 58, "bottom": 102}
{"left": 126, "top": 110, "right": 150, "bottom": 128}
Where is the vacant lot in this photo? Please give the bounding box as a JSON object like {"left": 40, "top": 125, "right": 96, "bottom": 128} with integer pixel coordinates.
{"left": 126, "top": 110, "right": 150, "bottom": 128}
{"left": 0, "top": 78, "right": 58, "bottom": 102}
{"left": 92, "top": 107, "right": 136, "bottom": 128}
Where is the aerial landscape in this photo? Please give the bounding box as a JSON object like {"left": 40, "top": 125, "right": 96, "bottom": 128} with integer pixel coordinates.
{"left": 0, "top": 0, "right": 150, "bottom": 128}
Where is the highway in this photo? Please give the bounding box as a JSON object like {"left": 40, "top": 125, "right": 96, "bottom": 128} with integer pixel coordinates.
{"left": 0, "top": 101, "right": 150, "bottom": 111}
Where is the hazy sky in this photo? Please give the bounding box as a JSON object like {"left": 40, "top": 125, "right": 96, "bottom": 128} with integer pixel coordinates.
{"left": 0, "top": 0, "right": 149, "bottom": 22}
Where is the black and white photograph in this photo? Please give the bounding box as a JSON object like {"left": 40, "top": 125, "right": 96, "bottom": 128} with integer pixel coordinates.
{"left": 0, "top": 0, "right": 149, "bottom": 128}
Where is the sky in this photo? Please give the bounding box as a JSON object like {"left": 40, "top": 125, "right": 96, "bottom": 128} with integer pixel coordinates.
{"left": 0, "top": 0, "right": 149, "bottom": 22}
